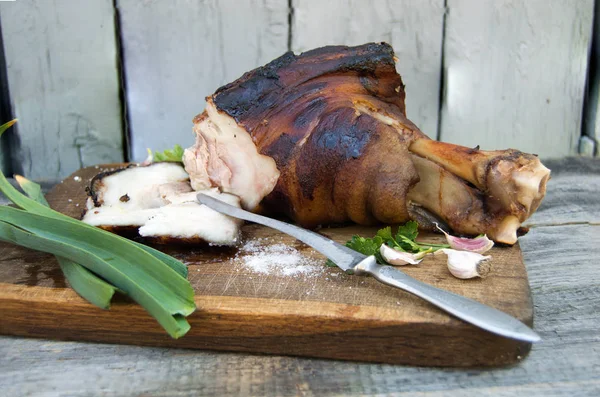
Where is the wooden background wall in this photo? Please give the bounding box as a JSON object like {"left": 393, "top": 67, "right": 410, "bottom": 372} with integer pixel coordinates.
{"left": 0, "top": 0, "right": 597, "bottom": 181}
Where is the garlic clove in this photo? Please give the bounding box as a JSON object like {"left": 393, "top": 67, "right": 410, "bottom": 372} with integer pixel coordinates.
{"left": 380, "top": 244, "right": 424, "bottom": 266}
{"left": 436, "top": 248, "right": 492, "bottom": 279}
{"left": 436, "top": 224, "right": 494, "bottom": 254}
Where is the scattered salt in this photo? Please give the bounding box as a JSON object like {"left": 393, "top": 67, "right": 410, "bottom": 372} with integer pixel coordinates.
{"left": 236, "top": 239, "right": 324, "bottom": 278}
{"left": 68, "top": 199, "right": 72, "bottom": 203}
{"left": 73, "top": 176, "right": 82, "bottom": 182}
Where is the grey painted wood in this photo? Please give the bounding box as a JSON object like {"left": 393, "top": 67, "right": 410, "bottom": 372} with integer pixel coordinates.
{"left": 440, "top": 0, "right": 594, "bottom": 158}
{"left": 583, "top": 0, "right": 599, "bottom": 156}
{"left": 117, "top": 0, "right": 289, "bottom": 162}
{"left": 0, "top": 0, "right": 124, "bottom": 181}
{"left": 291, "top": 0, "right": 445, "bottom": 139}
{"left": 579, "top": 135, "right": 596, "bottom": 157}
{"left": 1, "top": 157, "right": 599, "bottom": 396}
{"left": 523, "top": 157, "right": 600, "bottom": 227}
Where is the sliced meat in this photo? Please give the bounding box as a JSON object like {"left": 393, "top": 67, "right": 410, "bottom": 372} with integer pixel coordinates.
{"left": 82, "top": 163, "right": 242, "bottom": 245}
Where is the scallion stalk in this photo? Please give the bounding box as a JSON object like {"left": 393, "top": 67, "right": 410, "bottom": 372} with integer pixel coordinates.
{"left": 15, "top": 175, "right": 118, "bottom": 309}
{"left": 0, "top": 120, "right": 195, "bottom": 338}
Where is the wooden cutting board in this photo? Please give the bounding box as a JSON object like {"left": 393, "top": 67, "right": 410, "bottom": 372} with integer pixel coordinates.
{"left": 0, "top": 165, "right": 535, "bottom": 367}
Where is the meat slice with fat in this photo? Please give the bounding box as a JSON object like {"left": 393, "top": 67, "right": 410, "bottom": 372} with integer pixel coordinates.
{"left": 82, "top": 162, "right": 242, "bottom": 245}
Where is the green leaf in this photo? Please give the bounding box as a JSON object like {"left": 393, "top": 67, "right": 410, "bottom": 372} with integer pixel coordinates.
{"left": 333, "top": 220, "right": 451, "bottom": 267}
{"left": 5, "top": 170, "right": 187, "bottom": 279}
{"left": 153, "top": 144, "right": 184, "bottom": 163}
{"left": 0, "top": 219, "right": 191, "bottom": 338}
{"left": 396, "top": 220, "right": 419, "bottom": 242}
{"left": 56, "top": 257, "right": 117, "bottom": 309}
{"left": 135, "top": 244, "right": 188, "bottom": 278}
{"left": 345, "top": 235, "right": 385, "bottom": 263}
{"left": 0, "top": 206, "right": 195, "bottom": 338}
{"left": 15, "top": 175, "right": 117, "bottom": 309}
{"left": 376, "top": 226, "right": 393, "bottom": 241}
{"left": 14, "top": 175, "right": 49, "bottom": 206}
{"left": 0, "top": 119, "right": 17, "bottom": 135}
{"left": 1, "top": 121, "right": 194, "bottom": 338}
{"left": 346, "top": 235, "right": 379, "bottom": 256}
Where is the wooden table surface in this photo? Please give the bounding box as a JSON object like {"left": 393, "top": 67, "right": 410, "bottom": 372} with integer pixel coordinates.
{"left": 1, "top": 157, "right": 599, "bottom": 397}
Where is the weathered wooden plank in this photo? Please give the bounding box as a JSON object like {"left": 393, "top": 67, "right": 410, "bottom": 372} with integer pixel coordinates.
{"left": 0, "top": 0, "right": 124, "bottom": 180}
{"left": 523, "top": 158, "right": 600, "bottom": 227}
{"left": 1, "top": 159, "right": 599, "bottom": 395}
{"left": 1, "top": 229, "right": 599, "bottom": 396}
{"left": 117, "top": 0, "right": 289, "bottom": 162}
{"left": 291, "top": 0, "right": 445, "bottom": 138}
{"left": 0, "top": 164, "right": 534, "bottom": 368}
{"left": 582, "top": 0, "right": 599, "bottom": 156}
{"left": 440, "top": 0, "right": 594, "bottom": 158}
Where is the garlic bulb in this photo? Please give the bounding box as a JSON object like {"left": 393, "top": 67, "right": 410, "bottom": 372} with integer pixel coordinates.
{"left": 435, "top": 224, "right": 494, "bottom": 254}
{"left": 380, "top": 244, "right": 424, "bottom": 266}
{"left": 436, "top": 249, "right": 492, "bottom": 279}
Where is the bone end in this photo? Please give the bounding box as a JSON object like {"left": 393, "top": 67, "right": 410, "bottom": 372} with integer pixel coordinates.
{"left": 491, "top": 215, "right": 521, "bottom": 245}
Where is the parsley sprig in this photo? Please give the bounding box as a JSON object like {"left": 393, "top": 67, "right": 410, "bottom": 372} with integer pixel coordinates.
{"left": 153, "top": 144, "right": 184, "bottom": 163}
{"left": 326, "top": 221, "right": 450, "bottom": 267}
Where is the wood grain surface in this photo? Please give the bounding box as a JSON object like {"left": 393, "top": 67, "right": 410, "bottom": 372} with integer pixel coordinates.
{"left": 0, "top": 157, "right": 599, "bottom": 396}
{"left": 0, "top": 0, "right": 124, "bottom": 180}
{"left": 0, "top": 164, "right": 534, "bottom": 367}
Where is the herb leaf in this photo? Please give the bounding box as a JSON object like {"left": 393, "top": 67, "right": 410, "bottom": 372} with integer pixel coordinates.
{"left": 325, "top": 220, "right": 450, "bottom": 268}
{"left": 376, "top": 226, "right": 393, "bottom": 241}
{"left": 153, "top": 144, "right": 184, "bottom": 163}
{"left": 346, "top": 235, "right": 381, "bottom": 257}
{"left": 396, "top": 220, "right": 419, "bottom": 242}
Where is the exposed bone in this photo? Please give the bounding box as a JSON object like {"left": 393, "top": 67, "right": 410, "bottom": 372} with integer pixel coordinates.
{"left": 409, "top": 139, "right": 551, "bottom": 222}
{"left": 406, "top": 154, "right": 488, "bottom": 237}
{"left": 407, "top": 154, "right": 526, "bottom": 244}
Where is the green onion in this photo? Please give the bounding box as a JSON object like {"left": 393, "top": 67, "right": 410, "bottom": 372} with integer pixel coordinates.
{"left": 10, "top": 173, "right": 187, "bottom": 279}
{"left": 15, "top": 174, "right": 119, "bottom": 309}
{"left": 0, "top": 120, "right": 196, "bottom": 338}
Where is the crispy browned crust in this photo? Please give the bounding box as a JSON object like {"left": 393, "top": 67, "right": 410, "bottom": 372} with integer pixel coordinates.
{"left": 95, "top": 225, "right": 140, "bottom": 238}
{"left": 85, "top": 163, "right": 220, "bottom": 245}
{"left": 86, "top": 165, "right": 136, "bottom": 207}
{"left": 210, "top": 43, "right": 426, "bottom": 227}
{"left": 95, "top": 226, "right": 227, "bottom": 246}
{"left": 141, "top": 236, "right": 227, "bottom": 246}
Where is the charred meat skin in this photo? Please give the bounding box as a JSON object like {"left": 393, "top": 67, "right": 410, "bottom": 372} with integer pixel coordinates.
{"left": 210, "top": 43, "right": 424, "bottom": 226}
{"left": 185, "top": 43, "right": 550, "bottom": 244}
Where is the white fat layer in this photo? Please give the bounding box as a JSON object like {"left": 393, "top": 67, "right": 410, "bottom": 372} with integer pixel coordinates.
{"left": 83, "top": 164, "right": 243, "bottom": 245}
{"left": 183, "top": 100, "right": 280, "bottom": 210}
{"left": 97, "top": 163, "right": 190, "bottom": 210}
{"left": 139, "top": 200, "right": 242, "bottom": 244}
